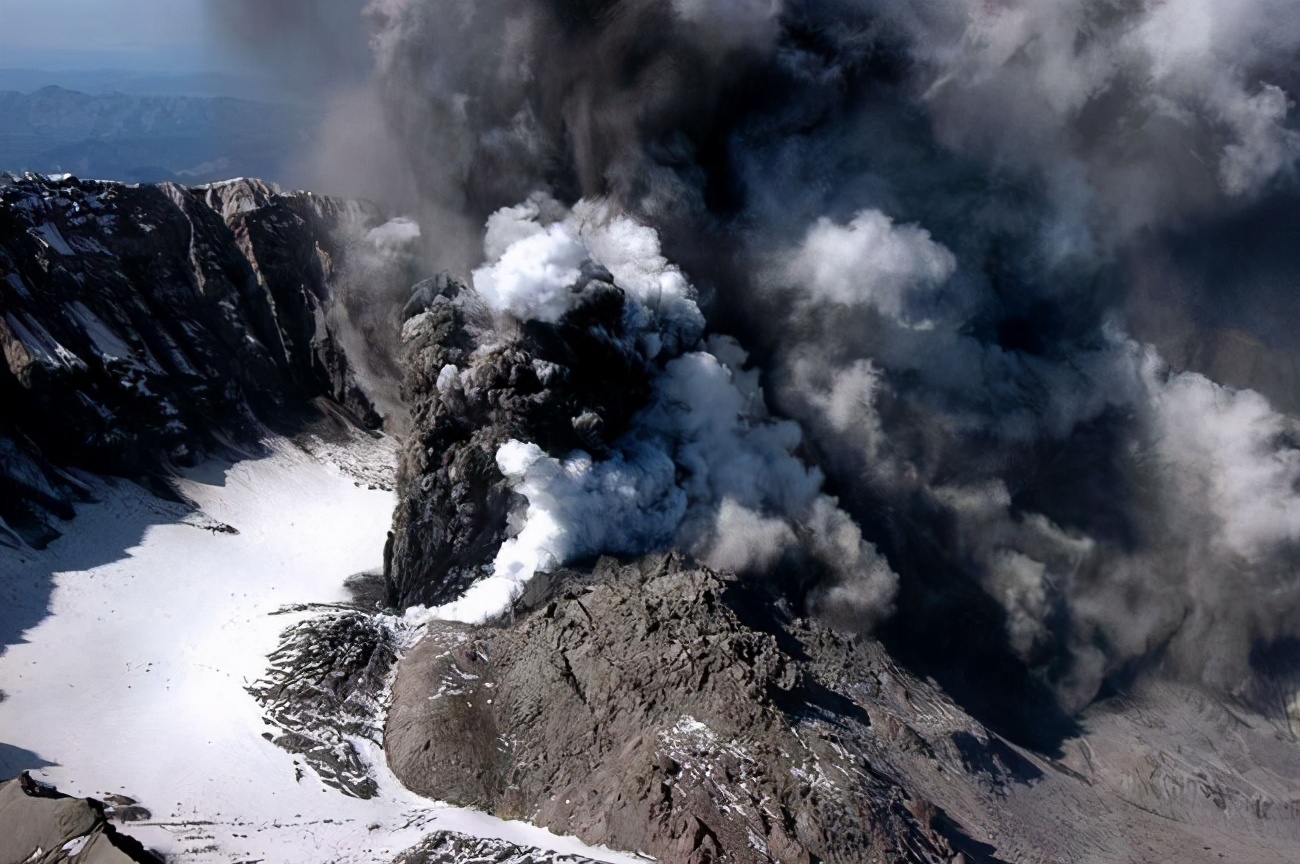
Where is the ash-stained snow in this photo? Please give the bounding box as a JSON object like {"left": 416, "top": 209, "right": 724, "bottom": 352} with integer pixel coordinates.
{"left": 391, "top": 831, "right": 609, "bottom": 863}
{"left": 0, "top": 441, "right": 639, "bottom": 864}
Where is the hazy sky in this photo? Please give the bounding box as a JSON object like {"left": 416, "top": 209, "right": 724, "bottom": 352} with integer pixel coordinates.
{"left": 0, "top": 0, "right": 229, "bottom": 71}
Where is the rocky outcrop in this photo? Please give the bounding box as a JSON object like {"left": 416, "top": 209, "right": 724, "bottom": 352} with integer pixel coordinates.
{"left": 0, "top": 773, "right": 159, "bottom": 864}
{"left": 387, "top": 557, "right": 997, "bottom": 864}
{"left": 0, "top": 173, "right": 383, "bottom": 546}
{"left": 385, "top": 553, "right": 1300, "bottom": 864}
{"left": 247, "top": 609, "right": 407, "bottom": 799}
{"left": 390, "top": 831, "right": 603, "bottom": 864}
{"left": 383, "top": 270, "right": 653, "bottom": 609}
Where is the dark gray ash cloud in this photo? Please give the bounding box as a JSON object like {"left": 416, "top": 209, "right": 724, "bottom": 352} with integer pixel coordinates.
{"left": 214, "top": 0, "right": 1300, "bottom": 731}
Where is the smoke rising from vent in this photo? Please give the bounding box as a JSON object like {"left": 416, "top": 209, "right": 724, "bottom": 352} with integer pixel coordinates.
{"left": 215, "top": 0, "right": 1300, "bottom": 721}
{"left": 440, "top": 199, "right": 896, "bottom": 628}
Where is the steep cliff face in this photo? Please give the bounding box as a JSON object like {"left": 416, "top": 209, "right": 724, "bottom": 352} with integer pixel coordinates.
{"left": 0, "top": 173, "right": 382, "bottom": 546}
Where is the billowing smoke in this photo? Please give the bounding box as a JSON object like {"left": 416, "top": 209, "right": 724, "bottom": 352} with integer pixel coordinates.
{"left": 215, "top": 0, "right": 1300, "bottom": 726}
{"left": 206, "top": 0, "right": 372, "bottom": 97}
{"left": 876, "top": 0, "right": 1300, "bottom": 250}
{"left": 433, "top": 198, "right": 897, "bottom": 628}
{"left": 327, "top": 215, "right": 425, "bottom": 430}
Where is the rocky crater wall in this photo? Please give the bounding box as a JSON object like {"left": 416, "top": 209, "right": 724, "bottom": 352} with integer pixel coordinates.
{"left": 0, "top": 173, "right": 383, "bottom": 546}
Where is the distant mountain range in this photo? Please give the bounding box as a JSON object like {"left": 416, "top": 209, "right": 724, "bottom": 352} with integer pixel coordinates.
{"left": 0, "top": 68, "right": 281, "bottom": 100}
{"left": 0, "top": 84, "right": 310, "bottom": 185}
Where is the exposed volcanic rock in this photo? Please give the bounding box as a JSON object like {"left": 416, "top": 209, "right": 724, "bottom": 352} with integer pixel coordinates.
{"left": 383, "top": 270, "right": 653, "bottom": 609}
{"left": 389, "top": 831, "right": 604, "bottom": 864}
{"left": 386, "top": 555, "right": 1300, "bottom": 864}
{"left": 247, "top": 608, "right": 408, "bottom": 800}
{"left": 387, "top": 556, "right": 998, "bottom": 864}
{"left": 0, "top": 772, "right": 160, "bottom": 864}
{"left": 0, "top": 173, "right": 383, "bottom": 546}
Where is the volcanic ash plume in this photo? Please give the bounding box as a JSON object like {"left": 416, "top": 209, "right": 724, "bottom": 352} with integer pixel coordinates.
{"left": 217, "top": 0, "right": 1300, "bottom": 718}
{"left": 438, "top": 197, "right": 898, "bottom": 629}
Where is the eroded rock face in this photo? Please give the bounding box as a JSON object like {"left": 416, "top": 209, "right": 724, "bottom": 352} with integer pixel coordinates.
{"left": 386, "top": 557, "right": 987, "bottom": 864}
{"left": 386, "top": 553, "right": 1300, "bottom": 864}
{"left": 0, "top": 773, "right": 159, "bottom": 864}
{"left": 247, "top": 610, "right": 406, "bottom": 800}
{"left": 0, "top": 173, "right": 382, "bottom": 546}
{"left": 383, "top": 271, "right": 653, "bottom": 609}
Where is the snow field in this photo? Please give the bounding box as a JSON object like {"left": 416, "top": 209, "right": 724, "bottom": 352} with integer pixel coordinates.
{"left": 0, "top": 441, "right": 640, "bottom": 864}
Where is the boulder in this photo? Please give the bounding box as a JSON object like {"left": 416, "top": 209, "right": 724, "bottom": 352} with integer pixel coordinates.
{"left": 0, "top": 773, "right": 158, "bottom": 864}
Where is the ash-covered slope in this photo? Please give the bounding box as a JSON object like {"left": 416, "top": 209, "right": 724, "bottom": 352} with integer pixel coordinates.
{"left": 0, "top": 173, "right": 385, "bottom": 547}
{"left": 385, "top": 556, "right": 1300, "bottom": 864}
{"left": 389, "top": 557, "right": 979, "bottom": 864}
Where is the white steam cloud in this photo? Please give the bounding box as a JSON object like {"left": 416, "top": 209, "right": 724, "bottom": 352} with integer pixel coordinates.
{"left": 447, "top": 199, "right": 898, "bottom": 628}
{"left": 786, "top": 210, "right": 956, "bottom": 321}
{"left": 474, "top": 195, "right": 705, "bottom": 358}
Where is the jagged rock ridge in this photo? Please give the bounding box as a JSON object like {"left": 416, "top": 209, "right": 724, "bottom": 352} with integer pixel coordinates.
{"left": 0, "top": 173, "right": 382, "bottom": 546}
{"left": 247, "top": 608, "right": 407, "bottom": 800}
{"left": 391, "top": 831, "right": 603, "bottom": 864}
